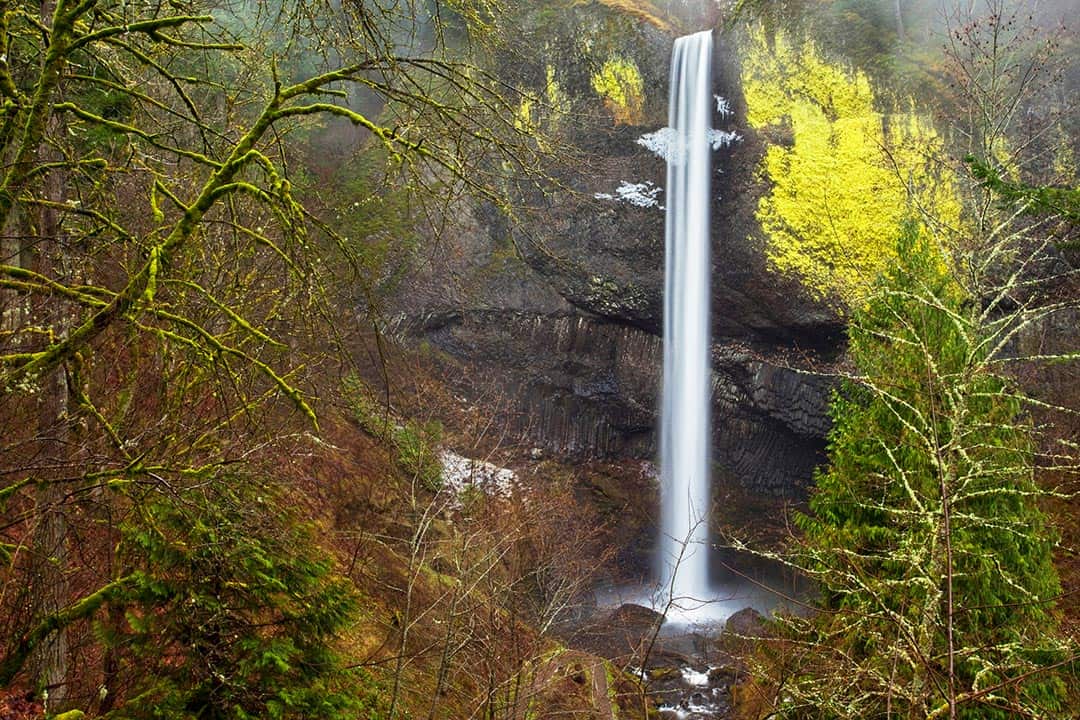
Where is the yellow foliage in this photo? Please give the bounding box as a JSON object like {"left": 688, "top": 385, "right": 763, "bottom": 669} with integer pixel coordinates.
{"left": 1053, "top": 131, "right": 1077, "bottom": 181}
{"left": 743, "top": 29, "right": 961, "bottom": 307}
{"left": 591, "top": 56, "right": 645, "bottom": 125}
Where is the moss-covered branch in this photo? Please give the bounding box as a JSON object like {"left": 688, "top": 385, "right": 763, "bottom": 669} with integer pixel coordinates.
{"left": 68, "top": 14, "right": 216, "bottom": 50}
{"left": 0, "top": 574, "right": 140, "bottom": 687}
{"left": 53, "top": 101, "right": 221, "bottom": 168}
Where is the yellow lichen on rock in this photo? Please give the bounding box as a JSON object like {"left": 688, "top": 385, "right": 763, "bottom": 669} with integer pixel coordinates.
{"left": 545, "top": 64, "right": 571, "bottom": 130}
{"left": 743, "top": 29, "right": 960, "bottom": 308}
{"left": 515, "top": 65, "right": 570, "bottom": 150}
{"left": 591, "top": 56, "right": 645, "bottom": 125}
{"left": 515, "top": 94, "right": 536, "bottom": 135}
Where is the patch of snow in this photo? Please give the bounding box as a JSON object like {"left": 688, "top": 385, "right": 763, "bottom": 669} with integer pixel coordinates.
{"left": 637, "top": 127, "right": 681, "bottom": 162}
{"left": 614, "top": 180, "right": 662, "bottom": 208}
{"left": 595, "top": 181, "right": 663, "bottom": 208}
{"left": 637, "top": 126, "right": 742, "bottom": 164}
{"left": 715, "top": 95, "right": 732, "bottom": 117}
{"left": 440, "top": 450, "right": 518, "bottom": 504}
{"left": 708, "top": 129, "right": 741, "bottom": 150}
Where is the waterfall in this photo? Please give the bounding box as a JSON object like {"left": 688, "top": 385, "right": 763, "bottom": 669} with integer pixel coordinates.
{"left": 659, "top": 30, "right": 713, "bottom": 606}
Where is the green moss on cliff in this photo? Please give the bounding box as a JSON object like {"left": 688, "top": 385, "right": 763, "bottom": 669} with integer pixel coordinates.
{"left": 591, "top": 56, "right": 646, "bottom": 125}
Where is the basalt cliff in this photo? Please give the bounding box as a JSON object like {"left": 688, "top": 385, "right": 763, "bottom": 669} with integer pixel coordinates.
{"left": 389, "top": 3, "right": 841, "bottom": 497}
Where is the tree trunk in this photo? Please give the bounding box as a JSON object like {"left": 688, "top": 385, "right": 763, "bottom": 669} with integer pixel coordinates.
{"left": 28, "top": 139, "right": 73, "bottom": 711}
{"left": 27, "top": 2, "right": 73, "bottom": 700}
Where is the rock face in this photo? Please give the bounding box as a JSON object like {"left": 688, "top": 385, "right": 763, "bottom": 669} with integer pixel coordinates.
{"left": 388, "top": 4, "right": 842, "bottom": 497}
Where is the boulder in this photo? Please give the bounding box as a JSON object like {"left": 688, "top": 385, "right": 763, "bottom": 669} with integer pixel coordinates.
{"left": 570, "top": 603, "right": 664, "bottom": 662}
{"left": 724, "top": 607, "right": 767, "bottom": 638}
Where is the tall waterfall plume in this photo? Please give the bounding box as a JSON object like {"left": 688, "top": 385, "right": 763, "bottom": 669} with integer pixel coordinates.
{"left": 659, "top": 29, "right": 713, "bottom": 606}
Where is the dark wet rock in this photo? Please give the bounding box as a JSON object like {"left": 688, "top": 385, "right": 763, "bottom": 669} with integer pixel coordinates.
{"left": 398, "top": 312, "right": 832, "bottom": 497}
{"left": 566, "top": 605, "right": 743, "bottom": 719}
{"left": 708, "top": 665, "right": 737, "bottom": 684}
{"left": 724, "top": 607, "right": 767, "bottom": 638}
{"left": 509, "top": 31, "right": 843, "bottom": 345}
{"left": 647, "top": 632, "right": 708, "bottom": 665}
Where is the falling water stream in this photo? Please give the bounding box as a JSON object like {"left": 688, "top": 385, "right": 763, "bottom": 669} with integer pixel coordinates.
{"left": 587, "top": 40, "right": 806, "bottom": 720}
{"left": 592, "top": 30, "right": 797, "bottom": 633}
{"left": 589, "top": 44, "right": 803, "bottom": 720}
{"left": 659, "top": 30, "right": 714, "bottom": 611}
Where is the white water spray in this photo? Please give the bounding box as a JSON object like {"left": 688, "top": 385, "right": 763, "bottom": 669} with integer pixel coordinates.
{"left": 659, "top": 30, "right": 713, "bottom": 607}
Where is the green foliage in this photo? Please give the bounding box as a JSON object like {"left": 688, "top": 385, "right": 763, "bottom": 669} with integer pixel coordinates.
{"left": 784, "top": 223, "right": 1069, "bottom": 718}
{"left": 392, "top": 420, "right": 444, "bottom": 492}
{"left": 967, "top": 155, "right": 1080, "bottom": 225}
{"left": 110, "top": 481, "right": 376, "bottom": 719}
{"left": 729, "top": 0, "right": 967, "bottom": 101}
{"left": 66, "top": 80, "right": 134, "bottom": 148}
{"left": 330, "top": 148, "right": 422, "bottom": 299}
{"left": 341, "top": 373, "right": 442, "bottom": 490}
{"left": 0, "top": 0, "right": 550, "bottom": 711}
{"left": 342, "top": 372, "right": 391, "bottom": 437}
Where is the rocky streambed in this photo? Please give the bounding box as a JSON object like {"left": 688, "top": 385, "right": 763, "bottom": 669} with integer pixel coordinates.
{"left": 567, "top": 603, "right": 769, "bottom": 720}
{"left": 648, "top": 664, "right": 737, "bottom": 720}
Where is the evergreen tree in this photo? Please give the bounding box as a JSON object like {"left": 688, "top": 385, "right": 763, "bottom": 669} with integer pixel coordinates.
{"left": 780, "top": 224, "right": 1070, "bottom": 719}
{"left": 110, "top": 479, "right": 376, "bottom": 719}
{"left": 966, "top": 156, "right": 1080, "bottom": 229}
